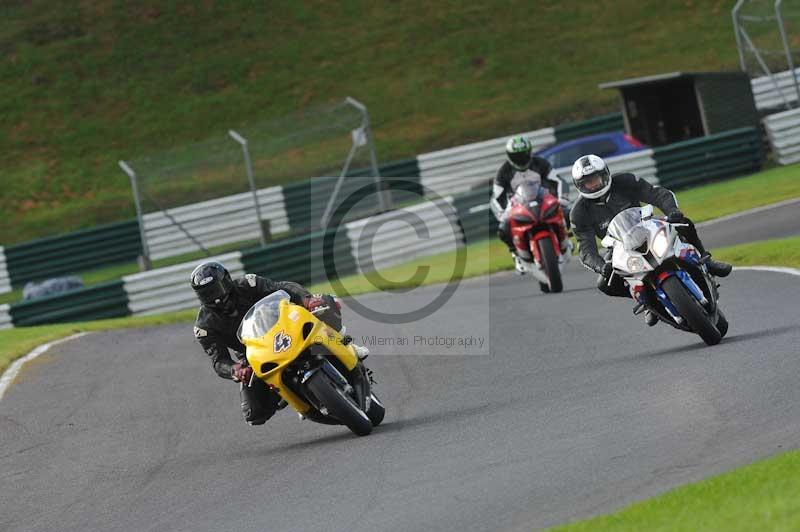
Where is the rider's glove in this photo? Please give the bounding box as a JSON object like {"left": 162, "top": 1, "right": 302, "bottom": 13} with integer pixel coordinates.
{"left": 601, "top": 261, "right": 614, "bottom": 280}
{"left": 667, "top": 209, "right": 687, "bottom": 224}
{"left": 303, "top": 294, "right": 341, "bottom": 315}
{"left": 231, "top": 362, "right": 253, "bottom": 384}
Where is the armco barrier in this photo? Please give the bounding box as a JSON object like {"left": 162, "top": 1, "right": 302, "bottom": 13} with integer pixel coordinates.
{"left": 417, "top": 128, "right": 556, "bottom": 197}
{"left": 452, "top": 187, "right": 495, "bottom": 244}
{"left": 241, "top": 229, "right": 357, "bottom": 287}
{"left": 751, "top": 67, "right": 800, "bottom": 111}
{"left": 344, "top": 198, "right": 463, "bottom": 272}
{"left": 0, "top": 247, "right": 10, "bottom": 295}
{"left": 123, "top": 252, "right": 244, "bottom": 316}
{"left": 10, "top": 280, "right": 129, "bottom": 327}
{"left": 4, "top": 220, "right": 142, "bottom": 287}
{"left": 653, "top": 127, "right": 763, "bottom": 189}
{"left": 553, "top": 113, "right": 625, "bottom": 143}
{"left": 143, "top": 186, "right": 289, "bottom": 260}
{"left": 0, "top": 304, "right": 11, "bottom": 330}
{"left": 282, "top": 176, "right": 423, "bottom": 235}
{"left": 347, "top": 157, "right": 420, "bottom": 179}
{"left": 763, "top": 107, "right": 800, "bottom": 165}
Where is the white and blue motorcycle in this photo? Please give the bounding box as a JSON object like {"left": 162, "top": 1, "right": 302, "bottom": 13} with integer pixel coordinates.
{"left": 601, "top": 205, "right": 729, "bottom": 346}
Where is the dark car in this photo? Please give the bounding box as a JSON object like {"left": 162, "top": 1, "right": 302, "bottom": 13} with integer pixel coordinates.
{"left": 535, "top": 131, "right": 646, "bottom": 169}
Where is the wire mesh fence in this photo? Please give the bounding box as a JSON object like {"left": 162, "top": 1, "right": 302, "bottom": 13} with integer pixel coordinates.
{"left": 119, "top": 98, "right": 381, "bottom": 264}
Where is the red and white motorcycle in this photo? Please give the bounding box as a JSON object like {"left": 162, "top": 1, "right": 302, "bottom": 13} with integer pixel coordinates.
{"left": 507, "top": 180, "right": 571, "bottom": 293}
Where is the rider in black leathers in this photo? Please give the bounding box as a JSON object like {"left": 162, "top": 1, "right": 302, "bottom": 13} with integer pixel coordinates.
{"left": 191, "top": 262, "right": 365, "bottom": 425}
{"left": 570, "top": 154, "right": 732, "bottom": 324}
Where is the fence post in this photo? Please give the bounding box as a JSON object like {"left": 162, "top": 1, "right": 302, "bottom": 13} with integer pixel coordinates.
{"left": 775, "top": 0, "right": 800, "bottom": 107}
{"left": 118, "top": 160, "right": 152, "bottom": 271}
{"left": 229, "top": 130, "right": 268, "bottom": 247}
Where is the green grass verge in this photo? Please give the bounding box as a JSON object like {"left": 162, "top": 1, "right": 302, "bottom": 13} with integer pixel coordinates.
{"left": 676, "top": 165, "right": 800, "bottom": 223}
{"left": 549, "top": 449, "right": 800, "bottom": 531}
{"left": 3, "top": 0, "right": 741, "bottom": 243}
{"left": 714, "top": 236, "right": 800, "bottom": 270}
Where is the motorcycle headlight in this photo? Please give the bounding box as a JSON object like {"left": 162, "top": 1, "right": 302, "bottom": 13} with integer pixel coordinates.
{"left": 626, "top": 256, "right": 645, "bottom": 272}
{"left": 652, "top": 229, "right": 670, "bottom": 258}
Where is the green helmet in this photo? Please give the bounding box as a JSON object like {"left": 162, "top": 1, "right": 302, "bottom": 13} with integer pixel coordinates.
{"left": 505, "top": 136, "right": 532, "bottom": 170}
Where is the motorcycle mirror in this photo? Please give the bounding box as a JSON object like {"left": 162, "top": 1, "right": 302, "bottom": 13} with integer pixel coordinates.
{"left": 600, "top": 235, "right": 616, "bottom": 248}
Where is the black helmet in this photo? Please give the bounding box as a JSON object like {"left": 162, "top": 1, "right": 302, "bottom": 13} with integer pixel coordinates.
{"left": 190, "top": 261, "right": 235, "bottom": 308}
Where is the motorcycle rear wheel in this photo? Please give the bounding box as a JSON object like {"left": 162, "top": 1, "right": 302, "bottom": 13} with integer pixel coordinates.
{"left": 306, "top": 372, "right": 373, "bottom": 436}
{"left": 537, "top": 238, "right": 563, "bottom": 293}
{"left": 661, "top": 276, "right": 722, "bottom": 346}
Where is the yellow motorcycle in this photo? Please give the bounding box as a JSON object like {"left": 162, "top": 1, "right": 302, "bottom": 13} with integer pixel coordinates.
{"left": 236, "top": 290, "right": 385, "bottom": 436}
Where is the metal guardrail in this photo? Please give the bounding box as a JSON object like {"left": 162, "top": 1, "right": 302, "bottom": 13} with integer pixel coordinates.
{"left": 0, "top": 247, "right": 10, "bottom": 295}
{"left": 751, "top": 67, "right": 800, "bottom": 111}
{"left": 0, "top": 304, "right": 11, "bottom": 330}
{"left": 344, "top": 198, "right": 463, "bottom": 272}
{"left": 417, "top": 128, "right": 556, "bottom": 197}
{"left": 143, "top": 187, "right": 289, "bottom": 260}
{"left": 4, "top": 220, "right": 142, "bottom": 287}
{"left": 9, "top": 280, "right": 130, "bottom": 327}
{"left": 763, "top": 107, "right": 800, "bottom": 165}
{"left": 653, "top": 127, "right": 763, "bottom": 188}
{"left": 123, "top": 252, "right": 244, "bottom": 316}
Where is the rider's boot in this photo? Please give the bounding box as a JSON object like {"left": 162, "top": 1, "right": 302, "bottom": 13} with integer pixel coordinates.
{"left": 644, "top": 309, "right": 659, "bottom": 327}
{"left": 702, "top": 254, "right": 732, "bottom": 278}
{"left": 353, "top": 343, "right": 370, "bottom": 360}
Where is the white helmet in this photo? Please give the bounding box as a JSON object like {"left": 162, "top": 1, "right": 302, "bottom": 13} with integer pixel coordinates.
{"left": 571, "top": 154, "right": 612, "bottom": 199}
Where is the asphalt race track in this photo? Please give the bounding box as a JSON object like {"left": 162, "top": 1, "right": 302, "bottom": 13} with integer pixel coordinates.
{"left": 3, "top": 251, "right": 800, "bottom": 531}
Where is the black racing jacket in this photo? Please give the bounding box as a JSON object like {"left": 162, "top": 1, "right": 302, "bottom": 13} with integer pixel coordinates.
{"left": 193, "top": 274, "right": 310, "bottom": 379}
{"left": 571, "top": 173, "right": 679, "bottom": 273}
{"left": 491, "top": 156, "right": 564, "bottom": 216}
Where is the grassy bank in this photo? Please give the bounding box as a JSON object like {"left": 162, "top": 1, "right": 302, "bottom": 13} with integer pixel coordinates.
{"left": 715, "top": 235, "right": 800, "bottom": 269}
{"left": 550, "top": 449, "right": 800, "bottom": 531}
{"left": 3, "top": 0, "right": 739, "bottom": 243}
{"left": 676, "top": 165, "right": 800, "bottom": 223}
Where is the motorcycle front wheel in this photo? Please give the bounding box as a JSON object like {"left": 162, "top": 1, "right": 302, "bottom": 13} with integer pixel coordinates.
{"left": 537, "top": 237, "right": 563, "bottom": 293}
{"left": 367, "top": 392, "right": 385, "bottom": 426}
{"left": 306, "top": 371, "right": 373, "bottom": 436}
{"left": 661, "top": 276, "right": 722, "bottom": 346}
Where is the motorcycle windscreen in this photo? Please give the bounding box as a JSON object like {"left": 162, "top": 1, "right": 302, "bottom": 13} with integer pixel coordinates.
{"left": 237, "top": 290, "right": 290, "bottom": 342}
{"left": 607, "top": 207, "right": 648, "bottom": 250}
{"left": 511, "top": 180, "right": 542, "bottom": 206}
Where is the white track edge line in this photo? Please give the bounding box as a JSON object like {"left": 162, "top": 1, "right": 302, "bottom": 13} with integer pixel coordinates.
{"left": 0, "top": 333, "right": 89, "bottom": 402}
{"left": 696, "top": 197, "right": 800, "bottom": 228}
{"left": 733, "top": 266, "right": 800, "bottom": 277}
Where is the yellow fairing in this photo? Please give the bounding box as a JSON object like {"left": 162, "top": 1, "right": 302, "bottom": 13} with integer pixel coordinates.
{"left": 243, "top": 299, "right": 358, "bottom": 413}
